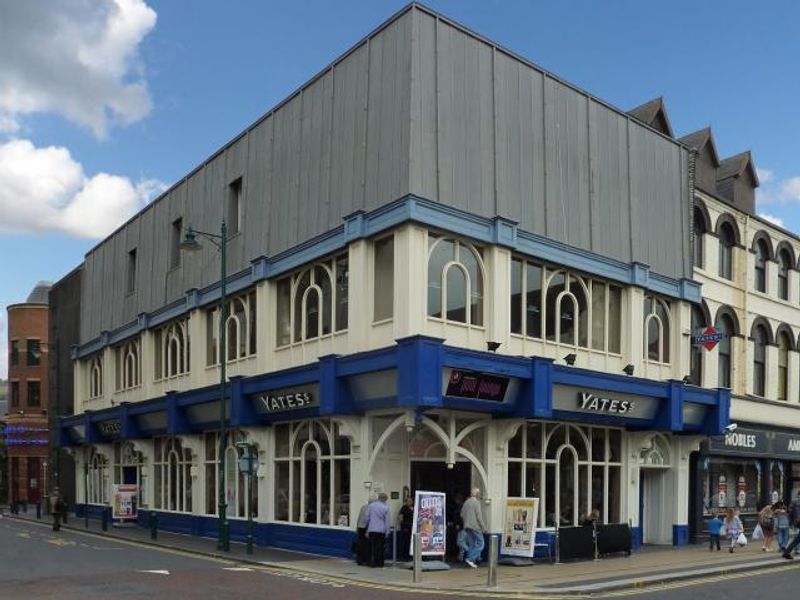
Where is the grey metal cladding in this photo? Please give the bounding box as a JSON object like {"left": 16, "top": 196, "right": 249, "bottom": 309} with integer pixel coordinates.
{"left": 78, "top": 5, "right": 690, "bottom": 342}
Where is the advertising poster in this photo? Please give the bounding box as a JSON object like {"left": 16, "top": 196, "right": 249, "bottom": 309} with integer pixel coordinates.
{"left": 111, "top": 484, "right": 139, "bottom": 520}
{"left": 501, "top": 497, "right": 539, "bottom": 557}
{"left": 411, "top": 491, "right": 446, "bottom": 556}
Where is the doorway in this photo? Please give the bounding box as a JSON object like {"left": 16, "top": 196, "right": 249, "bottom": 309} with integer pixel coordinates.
{"left": 410, "top": 461, "right": 471, "bottom": 558}
{"left": 640, "top": 468, "right": 670, "bottom": 545}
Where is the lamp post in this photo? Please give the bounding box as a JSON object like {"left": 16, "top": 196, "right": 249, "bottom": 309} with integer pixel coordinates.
{"left": 236, "top": 441, "right": 256, "bottom": 554}
{"left": 181, "top": 221, "right": 231, "bottom": 552}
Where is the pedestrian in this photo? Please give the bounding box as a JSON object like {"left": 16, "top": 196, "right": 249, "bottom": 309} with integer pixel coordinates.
{"left": 707, "top": 510, "right": 723, "bottom": 551}
{"left": 366, "top": 493, "right": 391, "bottom": 568}
{"left": 355, "top": 494, "right": 376, "bottom": 565}
{"left": 774, "top": 501, "right": 790, "bottom": 552}
{"left": 51, "top": 488, "right": 65, "bottom": 532}
{"left": 782, "top": 490, "right": 800, "bottom": 559}
{"left": 398, "top": 495, "right": 414, "bottom": 560}
{"left": 758, "top": 504, "right": 775, "bottom": 551}
{"left": 723, "top": 508, "right": 743, "bottom": 553}
{"left": 460, "top": 487, "right": 486, "bottom": 569}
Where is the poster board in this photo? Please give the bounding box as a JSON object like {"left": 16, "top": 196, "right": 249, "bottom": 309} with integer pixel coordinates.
{"left": 111, "top": 484, "right": 138, "bottom": 520}
{"left": 411, "top": 491, "right": 446, "bottom": 556}
{"left": 501, "top": 497, "right": 539, "bottom": 557}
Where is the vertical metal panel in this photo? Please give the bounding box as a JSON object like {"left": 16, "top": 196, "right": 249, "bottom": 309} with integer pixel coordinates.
{"left": 409, "top": 8, "right": 438, "bottom": 200}
{"left": 244, "top": 119, "right": 273, "bottom": 256}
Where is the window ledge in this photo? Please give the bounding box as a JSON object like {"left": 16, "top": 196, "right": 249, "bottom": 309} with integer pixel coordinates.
{"left": 275, "top": 330, "right": 349, "bottom": 351}
{"left": 204, "top": 354, "right": 257, "bottom": 370}
{"left": 427, "top": 317, "right": 485, "bottom": 330}
{"left": 372, "top": 317, "right": 394, "bottom": 326}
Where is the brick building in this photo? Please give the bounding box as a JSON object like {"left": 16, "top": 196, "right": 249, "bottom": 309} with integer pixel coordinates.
{"left": 7, "top": 282, "right": 51, "bottom": 505}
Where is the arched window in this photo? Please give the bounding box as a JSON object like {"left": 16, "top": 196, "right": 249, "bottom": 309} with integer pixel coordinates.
{"left": 718, "top": 222, "right": 736, "bottom": 280}
{"left": 89, "top": 355, "right": 103, "bottom": 399}
{"left": 86, "top": 448, "right": 109, "bottom": 504}
{"left": 113, "top": 441, "right": 146, "bottom": 508}
{"left": 778, "top": 331, "right": 791, "bottom": 401}
{"left": 715, "top": 313, "right": 735, "bottom": 389}
{"left": 203, "top": 430, "right": 259, "bottom": 519}
{"left": 778, "top": 249, "right": 791, "bottom": 300}
{"left": 689, "top": 305, "right": 706, "bottom": 385}
{"left": 644, "top": 295, "right": 671, "bottom": 363}
{"left": 427, "top": 236, "right": 484, "bottom": 326}
{"left": 275, "top": 256, "right": 348, "bottom": 346}
{"left": 115, "top": 338, "right": 140, "bottom": 391}
{"left": 155, "top": 318, "right": 190, "bottom": 380}
{"left": 693, "top": 206, "right": 707, "bottom": 268}
{"left": 752, "top": 324, "right": 769, "bottom": 397}
{"left": 273, "top": 419, "right": 352, "bottom": 527}
{"left": 207, "top": 291, "right": 256, "bottom": 365}
{"left": 754, "top": 239, "right": 769, "bottom": 293}
{"left": 153, "top": 437, "right": 192, "bottom": 512}
{"left": 506, "top": 422, "right": 622, "bottom": 528}
{"left": 543, "top": 271, "right": 588, "bottom": 346}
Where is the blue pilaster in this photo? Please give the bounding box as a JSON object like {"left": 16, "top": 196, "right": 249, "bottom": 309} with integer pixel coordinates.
{"left": 672, "top": 524, "right": 689, "bottom": 546}
{"left": 229, "top": 376, "right": 257, "bottom": 426}
{"left": 166, "top": 391, "right": 190, "bottom": 434}
{"left": 531, "top": 357, "right": 554, "bottom": 418}
{"left": 318, "top": 354, "right": 341, "bottom": 415}
{"left": 84, "top": 411, "right": 100, "bottom": 444}
{"left": 120, "top": 402, "right": 142, "bottom": 439}
{"left": 396, "top": 335, "right": 443, "bottom": 408}
{"left": 656, "top": 380, "right": 684, "bottom": 431}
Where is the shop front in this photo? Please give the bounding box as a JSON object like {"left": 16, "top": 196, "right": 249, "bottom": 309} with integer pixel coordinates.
{"left": 690, "top": 425, "right": 800, "bottom": 542}
{"left": 61, "top": 336, "right": 729, "bottom": 557}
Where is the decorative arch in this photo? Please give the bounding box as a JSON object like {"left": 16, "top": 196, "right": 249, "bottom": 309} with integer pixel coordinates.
{"left": 751, "top": 230, "right": 776, "bottom": 261}
{"left": 714, "top": 305, "right": 741, "bottom": 336}
{"left": 693, "top": 300, "right": 712, "bottom": 327}
{"left": 775, "top": 324, "right": 797, "bottom": 351}
{"left": 750, "top": 316, "right": 775, "bottom": 345}
{"left": 775, "top": 241, "right": 797, "bottom": 269}
{"left": 693, "top": 200, "right": 712, "bottom": 233}
{"left": 715, "top": 213, "right": 741, "bottom": 246}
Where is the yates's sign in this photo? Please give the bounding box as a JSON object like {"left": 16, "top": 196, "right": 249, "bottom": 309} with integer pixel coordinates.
{"left": 251, "top": 385, "right": 319, "bottom": 414}
{"left": 579, "top": 392, "right": 636, "bottom": 415}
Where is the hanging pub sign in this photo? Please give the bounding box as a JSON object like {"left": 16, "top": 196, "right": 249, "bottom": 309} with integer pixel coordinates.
{"left": 443, "top": 368, "right": 511, "bottom": 402}
{"left": 250, "top": 384, "right": 319, "bottom": 415}
{"left": 692, "top": 327, "right": 726, "bottom": 351}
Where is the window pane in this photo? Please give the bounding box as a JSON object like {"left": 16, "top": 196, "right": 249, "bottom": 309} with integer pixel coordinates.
{"left": 26, "top": 339, "right": 41, "bottom": 366}
{"left": 305, "top": 288, "right": 320, "bottom": 340}
{"left": 427, "top": 238, "right": 452, "bottom": 318}
{"left": 591, "top": 282, "right": 606, "bottom": 351}
{"left": 525, "top": 422, "right": 542, "bottom": 459}
{"left": 574, "top": 280, "right": 588, "bottom": 348}
{"left": 507, "top": 426, "right": 522, "bottom": 458}
{"left": 445, "top": 266, "right": 468, "bottom": 323}
{"left": 510, "top": 259, "right": 522, "bottom": 334}
{"left": 559, "top": 295, "right": 576, "bottom": 345}
{"left": 656, "top": 301, "right": 670, "bottom": 363}
{"left": 248, "top": 292, "right": 257, "bottom": 355}
{"left": 460, "top": 246, "right": 483, "bottom": 326}
{"left": 608, "top": 286, "right": 621, "bottom": 354}
{"left": 647, "top": 317, "right": 660, "bottom": 361}
{"left": 525, "top": 463, "right": 541, "bottom": 498}
{"left": 275, "top": 462, "right": 289, "bottom": 521}
{"left": 315, "top": 266, "right": 332, "bottom": 336}
{"left": 335, "top": 255, "right": 348, "bottom": 331}
{"left": 525, "top": 263, "right": 543, "bottom": 338}
{"left": 276, "top": 278, "right": 291, "bottom": 346}
{"left": 294, "top": 271, "right": 310, "bottom": 342}
{"left": 334, "top": 459, "right": 350, "bottom": 527}
{"left": 507, "top": 461, "right": 522, "bottom": 496}
{"left": 374, "top": 237, "right": 394, "bottom": 321}
{"left": 545, "top": 272, "right": 565, "bottom": 342}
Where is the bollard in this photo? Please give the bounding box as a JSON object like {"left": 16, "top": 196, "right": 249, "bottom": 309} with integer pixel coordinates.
{"left": 101, "top": 507, "right": 109, "bottom": 531}
{"left": 221, "top": 520, "right": 231, "bottom": 552}
{"left": 412, "top": 533, "right": 422, "bottom": 583}
{"left": 36, "top": 502, "right": 41, "bottom": 520}
{"left": 149, "top": 512, "right": 158, "bottom": 540}
{"left": 487, "top": 535, "right": 498, "bottom": 588}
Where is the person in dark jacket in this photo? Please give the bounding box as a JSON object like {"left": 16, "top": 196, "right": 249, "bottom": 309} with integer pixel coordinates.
{"left": 398, "top": 495, "right": 414, "bottom": 560}
{"left": 782, "top": 491, "right": 800, "bottom": 559}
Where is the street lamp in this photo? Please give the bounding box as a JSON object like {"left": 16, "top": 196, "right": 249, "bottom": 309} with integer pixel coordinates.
{"left": 235, "top": 441, "right": 257, "bottom": 555}
{"left": 181, "top": 221, "right": 231, "bottom": 552}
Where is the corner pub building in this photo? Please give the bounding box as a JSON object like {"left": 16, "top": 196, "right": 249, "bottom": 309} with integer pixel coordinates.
{"left": 57, "top": 4, "right": 728, "bottom": 557}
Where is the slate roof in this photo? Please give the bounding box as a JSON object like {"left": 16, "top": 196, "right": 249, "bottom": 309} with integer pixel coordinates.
{"left": 25, "top": 281, "right": 52, "bottom": 305}
{"left": 679, "top": 127, "right": 720, "bottom": 166}
{"left": 627, "top": 97, "right": 674, "bottom": 137}
{"left": 717, "top": 151, "right": 759, "bottom": 186}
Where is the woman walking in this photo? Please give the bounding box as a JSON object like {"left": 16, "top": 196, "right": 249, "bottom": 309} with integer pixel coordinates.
{"left": 758, "top": 504, "right": 775, "bottom": 551}
{"left": 774, "top": 501, "right": 790, "bottom": 553}
{"left": 723, "top": 508, "right": 743, "bottom": 553}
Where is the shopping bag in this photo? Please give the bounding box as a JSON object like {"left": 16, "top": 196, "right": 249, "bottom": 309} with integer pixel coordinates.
{"left": 752, "top": 524, "right": 763, "bottom": 541}
{"left": 737, "top": 532, "right": 747, "bottom": 546}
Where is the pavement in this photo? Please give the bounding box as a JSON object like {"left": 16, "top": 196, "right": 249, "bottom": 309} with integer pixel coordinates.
{"left": 5, "top": 508, "right": 798, "bottom": 596}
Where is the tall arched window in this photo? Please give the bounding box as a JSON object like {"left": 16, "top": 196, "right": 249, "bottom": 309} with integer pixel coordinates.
{"left": 752, "top": 324, "right": 769, "bottom": 397}
{"left": 87, "top": 448, "right": 109, "bottom": 504}
{"left": 155, "top": 318, "right": 190, "bottom": 380}
{"left": 115, "top": 338, "right": 140, "bottom": 391}
{"left": 715, "top": 313, "right": 734, "bottom": 389}
{"left": 543, "top": 271, "right": 588, "bottom": 346}
{"left": 207, "top": 291, "right": 256, "bottom": 364}
{"left": 275, "top": 256, "right": 349, "bottom": 346}
{"left": 153, "top": 437, "right": 192, "bottom": 512}
{"left": 427, "top": 236, "right": 484, "bottom": 326}
{"left": 89, "top": 355, "right": 103, "bottom": 399}
{"left": 778, "top": 331, "right": 791, "bottom": 401}
{"left": 644, "top": 295, "right": 671, "bottom": 363}
{"left": 114, "top": 441, "right": 146, "bottom": 508}
{"left": 754, "top": 239, "right": 769, "bottom": 293}
{"left": 693, "top": 206, "right": 707, "bottom": 268}
{"left": 689, "top": 305, "right": 705, "bottom": 385}
{"left": 718, "top": 222, "right": 736, "bottom": 280}
{"left": 203, "top": 430, "right": 259, "bottom": 519}
{"left": 778, "top": 249, "right": 791, "bottom": 301}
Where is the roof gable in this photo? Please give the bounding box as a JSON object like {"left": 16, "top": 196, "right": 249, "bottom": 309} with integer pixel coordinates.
{"left": 678, "top": 127, "right": 720, "bottom": 166}
{"left": 627, "top": 97, "right": 674, "bottom": 137}
{"left": 717, "top": 151, "right": 759, "bottom": 186}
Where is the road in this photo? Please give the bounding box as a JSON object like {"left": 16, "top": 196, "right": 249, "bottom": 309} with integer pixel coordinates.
{"left": 0, "top": 517, "right": 797, "bottom": 599}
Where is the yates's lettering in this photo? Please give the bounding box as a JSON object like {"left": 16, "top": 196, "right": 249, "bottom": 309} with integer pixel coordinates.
{"left": 254, "top": 390, "right": 316, "bottom": 413}
{"left": 579, "top": 392, "right": 635, "bottom": 415}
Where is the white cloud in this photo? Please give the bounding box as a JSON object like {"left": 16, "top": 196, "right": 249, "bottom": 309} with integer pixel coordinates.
{"left": 756, "top": 168, "right": 774, "bottom": 184}
{"left": 0, "top": 0, "right": 157, "bottom": 138}
{"left": 781, "top": 177, "right": 800, "bottom": 202}
{"left": 759, "top": 213, "right": 785, "bottom": 228}
{"left": 0, "top": 138, "right": 166, "bottom": 238}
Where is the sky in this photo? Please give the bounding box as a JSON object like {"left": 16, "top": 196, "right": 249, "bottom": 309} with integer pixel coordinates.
{"left": 1, "top": 0, "right": 799, "bottom": 379}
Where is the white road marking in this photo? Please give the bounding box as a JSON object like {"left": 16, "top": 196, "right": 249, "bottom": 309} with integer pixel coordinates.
{"left": 223, "top": 567, "right": 254, "bottom": 572}
{"left": 138, "top": 570, "right": 170, "bottom": 575}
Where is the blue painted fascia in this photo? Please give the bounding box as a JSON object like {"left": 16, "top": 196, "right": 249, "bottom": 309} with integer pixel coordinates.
{"left": 84, "top": 411, "right": 100, "bottom": 444}
{"left": 702, "top": 388, "right": 730, "bottom": 435}
{"left": 396, "top": 335, "right": 443, "bottom": 408}
{"left": 229, "top": 376, "right": 259, "bottom": 427}
{"left": 552, "top": 364, "right": 669, "bottom": 399}
{"left": 441, "top": 346, "right": 531, "bottom": 378}
{"left": 128, "top": 396, "right": 167, "bottom": 416}
{"left": 520, "top": 356, "right": 554, "bottom": 418}
{"left": 441, "top": 397, "right": 516, "bottom": 414}
{"left": 336, "top": 346, "right": 398, "bottom": 376}
{"left": 654, "top": 380, "right": 684, "bottom": 431}
{"left": 119, "top": 402, "right": 142, "bottom": 439}
{"left": 166, "top": 391, "right": 191, "bottom": 435}
{"left": 239, "top": 362, "right": 320, "bottom": 396}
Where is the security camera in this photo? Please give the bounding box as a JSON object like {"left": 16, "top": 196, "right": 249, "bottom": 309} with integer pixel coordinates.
{"left": 723, "top": 423, "right": 738, "bottom": 434}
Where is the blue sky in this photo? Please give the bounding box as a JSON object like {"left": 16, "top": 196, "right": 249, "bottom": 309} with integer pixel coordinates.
{"left": 1, "top": 0, "right": 799, "bottom": 378}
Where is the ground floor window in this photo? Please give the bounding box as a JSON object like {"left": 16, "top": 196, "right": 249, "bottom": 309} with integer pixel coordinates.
{"left": 274, "top": 419, "right": 351, "bottom": 527}
{"left": 506, "top": 421, "right": 622, "bottom": 528}
{"left": 153, "top": 437, "right": 192, "bottom": 512}
{"left": 701, "top": 457, "right": 760, "bottom": 516}
{"left": 113, "top": 441, "right": 147, "bottom": 508}
{"left": 204, "top": 430, "right": 259, "bottom": 519}
{"left": 86, "top": 448, "right": 109, "bottom": 505}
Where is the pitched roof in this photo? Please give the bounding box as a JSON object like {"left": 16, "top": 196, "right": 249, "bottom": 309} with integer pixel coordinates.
{"left": 25, "top": 281, "right": 52, "bottom": 305}
{"left": 716, "top": 151, "right": 759, "bottom": 186}
{"left": 678, "top": 127, "right": 720, "bottom": 166}
{"left": 627, "top": 97, "right": 674, "bottom": 137}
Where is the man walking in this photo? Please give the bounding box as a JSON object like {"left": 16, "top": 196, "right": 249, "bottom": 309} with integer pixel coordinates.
{"left": 782, "top": 490, "right": 800, "bottom": 559}
{"left": 460, "top": 487, "right": 486, "bottom": 568}
{"left": 355, "top": 494, "right": 376, "bottom": 565}
{"left": 366, "top": 493, "right": 391, "bottom": 567}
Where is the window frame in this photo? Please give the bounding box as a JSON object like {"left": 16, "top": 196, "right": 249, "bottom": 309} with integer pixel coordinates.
{"left": 427, "top": 235, "right": 485, "bottom": 327}
{"left": 643, "top": 295, "right": 672, "bottom": 364}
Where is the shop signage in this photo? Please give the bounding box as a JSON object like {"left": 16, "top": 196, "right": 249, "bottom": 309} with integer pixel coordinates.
{"left": 708, "top": 428, "right": 770, "bottom": 456}
{"left": 444, "top": 369, "right": 510, "bottom": 402}
{"left": 692, "top": 327, "right": 726, "bottom": 351}
{"left": 552, "top": 385, "right": 656, "bottom": 420}
{"left": 111, "top": 484, "right": 138, "bottom": 520}
{"left": 98, "top": 420, "right": 121, "bottom": 439}
{"left": 411, "top": 491, "right": 446, "bottom": 556}
{"left": 578, "top": 392, "right": 636, "bottom": 415}
{"left": 501, "top": 497, "right": 539, "bottom": 558}
{"left": 251, "top": 385, "right": 319, "bottom": 414}
{"left": 771, "top": 433, "right": 800, "bottom": 459}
